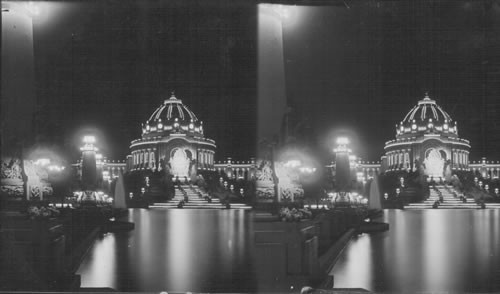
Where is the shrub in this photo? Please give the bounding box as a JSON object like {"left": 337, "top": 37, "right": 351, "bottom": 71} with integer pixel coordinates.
{"left": 278, "top": 207, "right": 312, "bottom": 222}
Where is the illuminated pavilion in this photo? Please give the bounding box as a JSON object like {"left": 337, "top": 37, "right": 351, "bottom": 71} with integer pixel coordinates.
{"left": 73, "top": 93, "right": 500, "bottom": 193}
{"left": 126, "top": 93, "right": 216, "bottom": 179}
{"left": 382, "top": 93, "right": 471, "bottom": 180}
{"left": 73, "top": 93, "right": 256, "bottom": 187}
{"left": 346, "top": 94, "right": 500, "bottom": 182}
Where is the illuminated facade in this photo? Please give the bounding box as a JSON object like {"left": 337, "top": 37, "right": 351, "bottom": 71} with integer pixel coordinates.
{"left": 330, "top": 94, "right": 499, "bottom": 183}
{"left": 74, "top": 93, "right": 500, "bottom": 189}
{"left": 469, "top": 159, "right": 500, "bottom": 179}
{"left": 382, "top": 94, "right": 471, "bottom": 180}
{"left": 127, "top": 93, "right": 216, "bottom": 179}
{"left": 73, "top": 93, "right": 257, "bottom": 185}
{"left": 214, "top": 158, "right": 256, "bottom": 180}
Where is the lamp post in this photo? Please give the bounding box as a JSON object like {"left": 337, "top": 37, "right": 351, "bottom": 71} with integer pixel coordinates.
{"left": 47, "top": 164, "right": 66, "bottom": 206}
{"left": 33, "top": 158, "right": 50, "bottom": 200}
{"left": 81, "top": 135, "right": 98, "bottom": 190}
{"left": 334, "top": 137, "right": 352, "bottom": 203}
{"left": 33, "top": 159, "right": 66, "bottom": 202}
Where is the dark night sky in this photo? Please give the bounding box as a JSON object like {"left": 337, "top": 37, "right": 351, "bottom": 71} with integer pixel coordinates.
{"left": 31, "top": 1, "right": 500, "bottom": 164}
{"left": 33, "top": 0, "right": 256, "bottom": 162}
{"left": 282, "top": 1, "right": 500, "bottom": 162}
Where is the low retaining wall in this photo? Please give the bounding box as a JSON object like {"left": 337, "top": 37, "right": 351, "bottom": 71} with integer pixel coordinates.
{"left": 252, "top": 209, "right": 367, "bottom": 291}
{"left": 0, "top": 214, "right": 80, "bottom": 291}
{"left": 0, "top": 207, "right": 129, "bottom": 291}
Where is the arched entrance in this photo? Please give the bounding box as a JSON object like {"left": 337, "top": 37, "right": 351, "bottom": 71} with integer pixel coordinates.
{"left": 170, "top": 148, "right": 190, "bottom": 178}
{"left": 423, "top": 148, "right": 445, "bottom": 178}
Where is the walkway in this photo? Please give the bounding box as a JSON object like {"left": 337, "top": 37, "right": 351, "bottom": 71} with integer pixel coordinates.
{"left": 405, "top": 185, "right": 500, "bottom": 209}
{"left": 149, "top": 184, "right": 252, "bottom": 209}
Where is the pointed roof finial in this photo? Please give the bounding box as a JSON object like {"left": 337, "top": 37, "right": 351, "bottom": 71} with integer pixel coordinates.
{"left": 424, "top": 92, "right": 430, "bottom": 99}
{"left": 170, "top": 90, "right": 176, "bottom": 99}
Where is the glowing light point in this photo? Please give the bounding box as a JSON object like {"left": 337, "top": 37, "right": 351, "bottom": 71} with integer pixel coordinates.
{"left": 337, "top": 137, "right": 349, "bottom": 145}
{"left": 24, "top": 2, "right": 40, "bottom": 16}
{"left": 35, "top": 158, "right": 50, "bottom": 166}
{"left": 83, "top": 135, "right": 96, "bottom": 144}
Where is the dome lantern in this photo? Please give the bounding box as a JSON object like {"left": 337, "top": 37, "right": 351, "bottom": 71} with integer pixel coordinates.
{"left": 143, "top": 92, "right": 204, "bottom": 138}
{"left": 398, "top": 94, "right": 456, "bottom": 138}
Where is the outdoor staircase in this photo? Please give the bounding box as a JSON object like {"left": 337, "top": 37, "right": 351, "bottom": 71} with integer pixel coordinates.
{"left": 149, "top": 184, "right": 252, "bottom": 210}
{"left": 405, "top": 185, "right": 500, "bottom": 209}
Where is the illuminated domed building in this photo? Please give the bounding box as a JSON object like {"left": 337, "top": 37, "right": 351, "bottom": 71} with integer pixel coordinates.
{"left": 382, "top": 93, "right": 471, "bottom": 180}
{"left": 72, "top": 92, "right": 256, "bottom": 191}
{"left": 326, "top": 93, "right": 500, "bottom": 184}
{"left": 126, "top": 93, "right": 216, "bottom": 179}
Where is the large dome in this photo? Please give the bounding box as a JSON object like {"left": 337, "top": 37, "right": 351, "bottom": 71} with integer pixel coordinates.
{"left": 142, "top": 93, "right": 204, "bottom": 137}
{"left": 396, "top": 94, "right": 458, "bottom": 138}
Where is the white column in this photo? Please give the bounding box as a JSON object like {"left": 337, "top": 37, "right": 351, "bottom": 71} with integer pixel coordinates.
{"left": 258, "top": 4, "right": 287, "bottom": 155}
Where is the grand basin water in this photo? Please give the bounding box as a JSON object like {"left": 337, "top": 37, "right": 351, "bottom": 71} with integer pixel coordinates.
{"left": 77, "top": 209, "right": 256, "bottom": 292}
{"left": 331, "top": 209, "right": 500, "bottom": 292}
{"left": 78, "top": 208, "right": 500, "bottom": 292}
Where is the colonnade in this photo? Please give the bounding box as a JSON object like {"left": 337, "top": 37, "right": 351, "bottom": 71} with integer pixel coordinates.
{"left": 132, "top": 148, "right": 157, "bottom": 169}
{"left": 198, "top": 149, "right": 215, "bottom": 167}
{"left": 452, "top": 149, "right": 469, "bottom": 168}
{"left": 386, "top": 149, "right": 411, "bottom": 170}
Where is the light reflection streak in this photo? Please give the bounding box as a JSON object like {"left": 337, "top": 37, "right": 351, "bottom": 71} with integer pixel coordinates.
{"left": 218, "top": 210, "right": 233, "bottom": 274}
{"left": 238, "top": 210, "right": 245, "bottom": 258}
{"left": 77, "top": 209, "right": 253, "bottom": 292}
{"left": 423, "top": 210, "right": 448, "bottom": 291}
{"left": 472, "top": 210, "right": 490, "bottom": 282}
{"left": 167, "top": 210, "right": 192, "bottom": 291}
{"left": 493, "top": 210, "right": 499, "bottom": 259}
{"left": 137, "top": 208, "right": 153, "bottom": 289}
{"left": 78, "top": 234, "right": 116, "bottom": 289}
{"left": 393, "top": 209, "right": 409, "bottom": 290}
{"left": 331, "top": 233, "right": 373, "bottom": 290}
{"left": 333, "top": 210, "right": 500, "bottom": 292}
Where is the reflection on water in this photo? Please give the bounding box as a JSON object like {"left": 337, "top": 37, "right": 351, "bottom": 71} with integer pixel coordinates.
{"left": 77, "top": 208, "right": 500, "bottom": 292}
{"left": 331, "top": 209, "right": 500, "bottom": 292}
{"left": 77, "top": 209, "right": 255, "bottom": 292}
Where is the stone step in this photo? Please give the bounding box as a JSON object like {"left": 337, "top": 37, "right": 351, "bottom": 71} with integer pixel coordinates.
{"left": 405, "top": 206, "right": 489, "bottom": 209}
{"left": 150, "top": 203, "right": 252, "bottom": 210}
{"left": 426, "top": 197, "right": 462, "bottom": 199}
{"left": 428, "top": 196, "right": 460, "bottom": 198}
{"left": 409, "top": 202, "right": 500, "bottom": 206}
{"left": 170, "top": 200, "right": 221, "bottom": 204}
{"left": 173, "top": 192, "right": 200, "bottom": 196}
{"left": 152, "top": 202, "right": 248, "bottom": 206}
{"left": 154, "top": 203, "right": 233, "bottom": 207}
{"left": 423, "top": 201, "right": 465, "bottom": 204}
{"left": 171, "top": 196, "right": 219, "bottom": 201}
{"left": 169, "top": 198, "right": 220, "bottom": 203}
{"left": 150, "top": 184, "right": 250, "bottom": 209}
{"left": 428, "top": 196, "right": 458, "bottom": 198}
{"left": 409, "top": 203, "right": 478, "bottom": 207}
{"left": 405, "top": 203, "right": 500, "bottom": 209}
